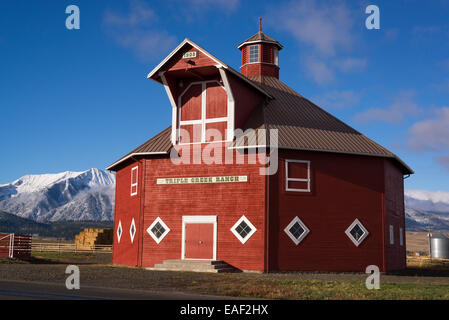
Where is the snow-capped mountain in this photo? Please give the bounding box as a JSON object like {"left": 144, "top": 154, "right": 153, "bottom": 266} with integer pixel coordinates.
{"left": 405, "top": 189, "right": 449, "bottom": 231}
{"left": 0, "top": 169, "right": 115, "bottom": 222}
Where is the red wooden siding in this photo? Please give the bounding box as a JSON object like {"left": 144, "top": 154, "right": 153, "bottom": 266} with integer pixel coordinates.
{"left": 179, "top": 124, "right": 202, "bottom": 144}
{"left": 268, "top": 150, "right": 386, "bottom": 272}
{"left": 241, "top": 46, "right": 248, "bottom": 65}
{"left": 227, "top": 72, "right": 264, "bottom": 130}
{"left": 112, "top": 161, "right": 142, "bottom": 266}
{"left": 140, "top": 145, "right": 267, "bottom": 272}
{"left": 383, "top": 159, "right": 406, "bottom": 271}
{"left": 241, "top": 63, "right": 279, "bottom": 78}
{"left": 262, "top": 45, "right": 274, "bottom": 64}
{"left": 162, "top": 44, "right": 217, "bottom": 73}
{"left": 205, "top": 122, "right": 227, "bottom": 142}
{"left": 206, "top": 82, "right": 227, "bottom": 119}
{"left": 180, "top": 84, "right": 202, "bottom": 121}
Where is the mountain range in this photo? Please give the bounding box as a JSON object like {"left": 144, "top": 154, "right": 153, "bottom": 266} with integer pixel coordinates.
{"left": 0, "top": 168, "right": 448, "bottom": 232}
{"left": 0, "top": 168, "right": 115, "bottom": 222}
{"left": 405, "top": 190, "right": 449, "bottom": 231}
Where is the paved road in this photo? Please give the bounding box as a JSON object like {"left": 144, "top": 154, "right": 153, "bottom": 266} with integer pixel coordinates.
{"left": 0, "top": 280, "right": 240, "bottom": 300}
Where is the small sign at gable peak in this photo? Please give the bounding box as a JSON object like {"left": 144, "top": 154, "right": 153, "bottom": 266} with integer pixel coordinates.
{"left": 183, "top": 51, "right": 197, "bottom": 59}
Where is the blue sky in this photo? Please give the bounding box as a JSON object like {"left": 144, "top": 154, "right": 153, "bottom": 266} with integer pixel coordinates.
{"left": 0, "top": 0, "right": 448, "bottom": 192}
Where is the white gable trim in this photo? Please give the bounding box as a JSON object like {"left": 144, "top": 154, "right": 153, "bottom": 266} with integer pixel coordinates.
{"left": 218, "top": 68, "right": 235, "bottom": 142}
{"left": 106, "top": 152, "right": 168, "bottom": 171}
{"left": 147, "top": 38, "right": 225, "bottom": 79}
{"left": 159, "top": 71, "right": 178, "bottom": 145}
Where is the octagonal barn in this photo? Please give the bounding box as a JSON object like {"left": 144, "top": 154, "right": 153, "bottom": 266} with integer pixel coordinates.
{"left": 107, "top": 25, "right": 413, "bottom": 272}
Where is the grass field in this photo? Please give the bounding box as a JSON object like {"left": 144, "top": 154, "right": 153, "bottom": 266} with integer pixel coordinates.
{"left": 2, "top": 251, "right": 449, "bottom": 299}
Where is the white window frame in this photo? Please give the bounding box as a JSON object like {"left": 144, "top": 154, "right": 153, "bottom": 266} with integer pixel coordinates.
{"left": 345, "top": 219, "right": 369, "bottom": 247}
{"left": 177, "top": 80, "right": 230, "bottom": 145}
{"left": 249, "top": 44, "right": 259, "bottom": 63}
{"left": 399, "top": 227, "right": 404, "bottom": 246}
{"left": 130, "top": 166, "right": 138, "bottom": 196}
{"left": 147, "top": 217, "right": 171, "bottom": 244}
{"left": 231, "top": 215, "right": 257, "bottom": 244}
{"left": 284, "top": 216, "right": 310, "bottom": 245}
{"left": 116, "top": 220, "right": 122, "bottom": 244}
{"left": 181, "top": 215, "right": 217, "bottom": 260}
{"left": 129, "top": 218, "right": 136, "bottom": 244}
{"left": 389, "top": 225, "right": 394, "bottom": 245}
{"left": 285, "top": 160, "right": 311, "bottom": 192}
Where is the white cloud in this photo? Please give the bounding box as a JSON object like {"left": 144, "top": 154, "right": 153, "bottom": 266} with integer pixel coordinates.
{"left": 185, "top": 0, "right": 240, "bottom": 11}
{"left": 432, "top": 79, "right": 449, "bottom": 94}
{"left": 407, "top": 107, "right": 449, "bottom": 151}
{"left": 103, "top": 0, "right": 156, "bottom": 27}
{"left": 103, "top": 0, "right": 177, "bottom": 62}
{"left": 436, "top": 155, "right": 449, "bottom": 171}
{"left": 313, "top": 90, "right": 361, "bottom": 109}
{"left": 303, "top": 57, "right": 334, "bottom": 84}
{"left": 273, "top": 0, "right": 354, "bottom": 56}
{"left": 385, "top": 28, "right": 399, "bottom": 41}
{"left": 405, "top": 189, "right": 449, "bottom": 205}
{"left": 335, "top": 57, "right": 367, "bottom": 73}
{"left": 355, "top": 91, "right": 421, "bottom": 124}
{"left": 269, "top": 0, "right": 365, "bottom": 85}
{"left": 412, "top": 25, "right": 441, "bottom": 36}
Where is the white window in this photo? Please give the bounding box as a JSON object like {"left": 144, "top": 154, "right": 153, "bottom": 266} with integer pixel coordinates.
{"left": 231, "top": 215, "right": 257, "bottom": 244}
{"left": 147, "top": 217, "right": 170, "bottom": 244}
{"left": 399, "top": 227, "right": 404, "bottom": 246}
{"left": 345, "top": 219, "right": 369, "bottom": 247}
{"left": 130, "top": 218, "right": 136, "bottom": 244}
{"left": 116, "top": 220, "right": 123, "bottom": 244}
{"left": 131, "top": 166, "right": 138, "bottom": 196}
{"left": 274, "top": 48, "right": 279, "bottom": 66}
{"left": 249, "top": 45, "right": 259, "bottom": 63}
{"left": 390, "top": 225, "right": 394, "bottom": 245}
{"left": 284, "top": 217, "right": 310, "bottom": 245}
{"left": 285, "top": 160, "right": 311, "bottom": 192}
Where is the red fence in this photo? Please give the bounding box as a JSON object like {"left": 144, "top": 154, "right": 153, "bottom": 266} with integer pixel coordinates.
{"left": 0, "top": 233, "right": 32, "bottom": 258}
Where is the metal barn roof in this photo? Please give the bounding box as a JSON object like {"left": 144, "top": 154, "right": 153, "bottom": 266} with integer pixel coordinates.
{"left": 232, "top": 75, "right": 413, "bottom": 174}
{"left": 237, "top": 32, "right": 283, "bottom": 49}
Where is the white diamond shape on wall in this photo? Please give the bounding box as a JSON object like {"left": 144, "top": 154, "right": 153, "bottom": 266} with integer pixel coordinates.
{"left": 284, "top": 216, "right": 310, "bottom": 245}
{"left": 345, "top": 219, "right": 369, "bottom": 247}
{"left": 130, "top": 218, "right": 136, "bottom": 244}
{"left": 147, "top": 217, "right": 170, "bottom": 244}
{"left": 231, "top": 215, "right": 257, "bottom": 244}
{"left": 117, "top": 220, "right": 123, "bottom": 244}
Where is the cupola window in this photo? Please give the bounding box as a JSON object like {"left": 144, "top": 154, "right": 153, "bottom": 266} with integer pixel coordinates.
{"left": 249, "top": 45, "right": 259, "bottom": 63}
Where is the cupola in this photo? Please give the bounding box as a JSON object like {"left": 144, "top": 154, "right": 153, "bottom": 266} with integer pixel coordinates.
{"left": 238, "top": 18, "right": 283, "bottom": 78}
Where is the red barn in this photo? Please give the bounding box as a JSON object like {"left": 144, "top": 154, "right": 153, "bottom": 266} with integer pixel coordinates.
{"left": 107, "top": 26, "right": 413, "bottom": 272}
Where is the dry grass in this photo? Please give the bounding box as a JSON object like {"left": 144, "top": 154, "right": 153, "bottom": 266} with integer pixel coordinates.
{"left": 182, "top": 273, "right": 449, "bottom": 300}
{"left": 406, "top": 232, "right": 431, "bottom": 255}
